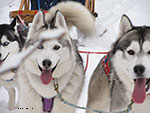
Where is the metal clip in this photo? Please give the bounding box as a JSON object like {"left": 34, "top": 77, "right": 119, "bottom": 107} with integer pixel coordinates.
{"left": 124, "top": 99, "right": 134, "bottom": 113}
{"left": 53, "top": 78, "right": 59, "bottom": 93}
{"left": 53, "top": 78, "right": 64, "bottom": 101}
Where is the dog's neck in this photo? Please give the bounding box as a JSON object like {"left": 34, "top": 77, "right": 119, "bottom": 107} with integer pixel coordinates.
{"left": 106, "top": 54, "right": 131, "bottom": 112}
{"left": 109, "top": 72, "right": 131, "bottom": 111}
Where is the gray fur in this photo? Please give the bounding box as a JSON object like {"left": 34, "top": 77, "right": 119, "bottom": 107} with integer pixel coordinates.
{"left": 87, "top": 15, "right": 150, "bottom": 113}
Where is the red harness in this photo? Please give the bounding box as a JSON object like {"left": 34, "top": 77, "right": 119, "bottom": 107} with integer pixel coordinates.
{"left": 102, "top": 55, "right": 110, "bottom": 78}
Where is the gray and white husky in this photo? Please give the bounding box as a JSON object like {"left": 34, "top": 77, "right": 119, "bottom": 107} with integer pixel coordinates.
{"left": 17, "top": 1, "right": 95, "bottom": 113}
{"left": 0, "top": 18, "right": 25, "bottom": 110}
{"left": 87, "top": 15, "right": 150, "bottom": 113}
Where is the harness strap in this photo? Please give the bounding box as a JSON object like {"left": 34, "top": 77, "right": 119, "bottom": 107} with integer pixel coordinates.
{"left": 6, "top": 78, "right": 13, "bottom": 82}
{"left": 102, "top": 55, "right": 110, "bottom": 78}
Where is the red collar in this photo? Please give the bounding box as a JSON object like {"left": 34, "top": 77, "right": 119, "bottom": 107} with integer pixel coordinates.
{"left": 102, "top": 55, "right": 110, "bottom": 78}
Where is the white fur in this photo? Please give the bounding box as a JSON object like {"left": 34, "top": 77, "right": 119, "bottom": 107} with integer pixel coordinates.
{"left": 0, "top": 35, "right": 19, "bottom": 110}
{"left": 17, "top": 1, "right": 96, "bottom": 113}
{"left": 45, "top": 1, "right": 95, "bottom": 37}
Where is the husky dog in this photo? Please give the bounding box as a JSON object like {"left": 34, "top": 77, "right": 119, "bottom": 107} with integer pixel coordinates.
{"left": 17, "top": 1, "right": 95, "bottom": 113}
{"left": 0, "top": 18, "right": 25, "bottom": 110}
{"left": 87, "top": 15, "right": 150, "bottom": 113}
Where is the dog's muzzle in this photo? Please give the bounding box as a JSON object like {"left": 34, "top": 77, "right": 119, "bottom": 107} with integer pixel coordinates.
{"left": 0, "top": 52, "right": 10, "bottom": 65}
{"left": 38, "top": 62, "right": 58, "bottom": 73}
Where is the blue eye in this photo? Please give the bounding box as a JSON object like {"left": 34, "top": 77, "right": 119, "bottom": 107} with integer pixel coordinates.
{"left": 38, "top": 44, "right": 44, "bottom": 49}
{"left": 3, "top": 42, "right": 10, "bottom": 46}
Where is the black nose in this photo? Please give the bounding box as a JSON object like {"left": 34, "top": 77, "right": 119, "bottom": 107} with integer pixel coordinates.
{"left": 0, "top": 53, "right": 1, "bottom": 58}
{"left": 42, "top": 59, "right": 51, "bottom": 69}
{"left": 134, "top": 65, "right": 145, "bottom": 76}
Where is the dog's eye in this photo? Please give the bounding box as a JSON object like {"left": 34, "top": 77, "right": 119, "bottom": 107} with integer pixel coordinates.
{"left": 127, "top": 50, "right": 135, "bottom": 55}
{"left": 38, "top": 44, "right": 44, "bottom": 49}
{"left": 53, "top": 45, "right": 60, "bottom": 50}
{"left": 3, "top": 42, "right": 9, "bottom": 46}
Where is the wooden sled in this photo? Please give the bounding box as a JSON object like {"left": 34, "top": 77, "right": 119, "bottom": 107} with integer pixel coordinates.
{"left": 10, "top": 0, "right": 96, "bottom": 24}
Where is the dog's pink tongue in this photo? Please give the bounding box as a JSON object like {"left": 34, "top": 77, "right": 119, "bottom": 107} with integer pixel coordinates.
{"left": 132, "top": 78, "right": 146, "bottom": 103}
{"left": 40, "top": 70, "right": 52, "bottom": 85}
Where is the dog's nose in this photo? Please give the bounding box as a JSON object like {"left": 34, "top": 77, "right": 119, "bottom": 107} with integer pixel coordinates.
{"left": 134, "top": 65, "right": 145, "bottom": 76}
{"left": 42, "top": 59, "right": 52, "bottom": 69}
{"left": 0, "top": 53, "right": 1, "bottom": 58}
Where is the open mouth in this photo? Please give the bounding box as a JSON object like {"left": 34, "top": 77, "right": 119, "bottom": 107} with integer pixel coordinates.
{"left": 38, "top": 62, "right": 58, "bottom": 85}
{"left": 132, "top": 78, "right": 150, "bottom": 103}
{"left": 38, "top": 63, "right": 57, "bottom": 73}
{"left": 0, "top": 52, "right": 10, "bottom": 65}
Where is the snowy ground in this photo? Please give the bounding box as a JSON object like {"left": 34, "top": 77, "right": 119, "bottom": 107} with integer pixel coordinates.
{"left": 0, "top": 0, "right": 150, "bottom": 113}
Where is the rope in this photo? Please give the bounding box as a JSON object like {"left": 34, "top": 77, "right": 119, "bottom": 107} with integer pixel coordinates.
{"left": 37, "top": 0, "right": 40, "bottom": 10}
{"left": 79, "top": 51, "right": 108, "bottom": 54}
{"left": 79, "top": 51, "right": 108, "bottom": 72}
{"left": 52, "top": 79, "right": 133, "bottom": 113}
{"left": 85, "top": 52, "right": 90, "bottom": 72}
{"left": 17, "top": 15, "right": 25, "bottom": 26}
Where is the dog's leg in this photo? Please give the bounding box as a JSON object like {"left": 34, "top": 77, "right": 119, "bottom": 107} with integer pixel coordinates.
{"left": 6, "top": 88, "right": 16, "bottom": 110}
{"left": 15, "top": 84, "right": 19, "bottom": 109}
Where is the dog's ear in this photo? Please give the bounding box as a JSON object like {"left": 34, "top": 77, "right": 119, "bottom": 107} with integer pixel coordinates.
{"left": 55, "top": 11, "right": 68, "bottom": 30}
{"left": 32, "top": 10, "right": 45, "bottom": 30}
{"left": 119, "top": 14, "right": 133, "bottom": 37}
{"left": 27, "top": 10, "right": 45, "bottom": 40}
{"left": 10, "top": 18, "right": 16, "bottom": 28}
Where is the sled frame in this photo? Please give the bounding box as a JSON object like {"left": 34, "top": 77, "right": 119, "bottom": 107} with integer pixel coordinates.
{"left": 9, "top": 0, "right": 95, "bottom": 23}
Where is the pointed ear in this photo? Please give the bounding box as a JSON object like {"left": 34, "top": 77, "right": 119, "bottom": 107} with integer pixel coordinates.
{"left": 119, "top": 14, "right": 133, "bottom": 37}
{"left": 32, "top": 10, "right": 45, "bottom": 30}
{"left": 10, "top": 18, "right": 16, "bottom": 28}
{"left": 55, "top": 11, "right": 68, "bottom": 30}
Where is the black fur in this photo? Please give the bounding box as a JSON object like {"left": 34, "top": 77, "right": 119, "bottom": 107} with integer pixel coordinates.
{"left": 112, "top": 26, "right": 150, "bottom": 55}
{"left": 0, "top": 18, "right": 26, "bottom": 50}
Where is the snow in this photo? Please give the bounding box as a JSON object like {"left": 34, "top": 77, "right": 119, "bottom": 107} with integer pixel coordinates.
{"left": 0, "top": 0, "right": 21, "bottom": 24}
{"left": 0, "top": 0, "right": 150, "bottom": 113}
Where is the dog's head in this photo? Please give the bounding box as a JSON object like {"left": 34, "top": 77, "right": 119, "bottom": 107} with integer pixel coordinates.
{"left": 25, "top": 11, "right": 75, "bottom": 85}
{"left": 0, "top": 19, "right": 26, "bottom": 79}
{"left": 0, "top": 18, "right": 25, "bottom": 62}
{"left": 111, "top": 15, "right": 150, "bottom": 103}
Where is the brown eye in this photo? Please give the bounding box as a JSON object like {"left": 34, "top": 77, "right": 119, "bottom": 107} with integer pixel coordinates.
{"left": 127, "top": 50, "right": 135, "bottom": 55}
{"left": 53, "top": 45, "right": 60, "bottom": 50}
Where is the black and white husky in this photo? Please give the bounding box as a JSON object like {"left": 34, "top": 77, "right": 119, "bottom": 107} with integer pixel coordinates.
{"left": 0, "top": 18, "right": 25, "bottom": 110}
{"left": 87, "top": 15, "right": 150, "bottom": 113}
{"left": 17, "top": 1, "right": 95, "bottom": 113}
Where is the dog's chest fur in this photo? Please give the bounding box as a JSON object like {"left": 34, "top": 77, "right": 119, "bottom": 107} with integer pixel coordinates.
{"left": 18, "top": 56, "right": 84, "bottom": 113}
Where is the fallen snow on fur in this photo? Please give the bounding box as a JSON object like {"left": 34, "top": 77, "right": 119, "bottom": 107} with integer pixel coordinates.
{"left": 39, "top": 28, "right": 65, "bottom": 40}
{"left": 0, "top": 28, "right": 65, "bottom": 75}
